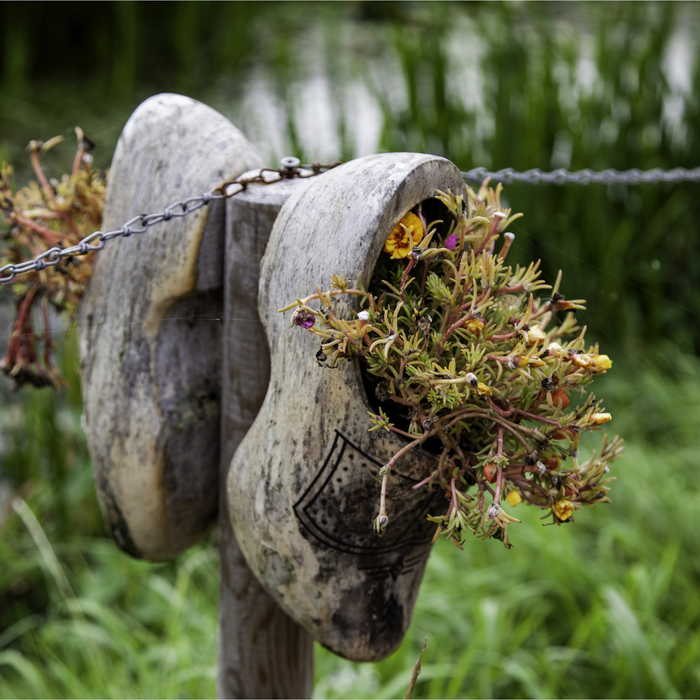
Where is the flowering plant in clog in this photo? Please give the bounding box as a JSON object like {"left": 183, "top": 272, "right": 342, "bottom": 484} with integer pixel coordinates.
{"left": 283, "top": 180, "right": 623, "bottom": 548}
{"left": 0, "top": 129, "right": 105, "bottom": 388}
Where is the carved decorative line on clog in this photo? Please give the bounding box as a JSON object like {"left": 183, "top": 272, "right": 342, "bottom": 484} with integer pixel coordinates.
{"left": 293, "top": 430, "right": 442, "bottom": 556}
{"left": 356, "top": 551, "right": 428, "bottom": 581}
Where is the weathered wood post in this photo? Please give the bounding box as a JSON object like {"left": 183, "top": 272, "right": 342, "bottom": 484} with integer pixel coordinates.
{"left": 218, "top": 170, "right": 316, "bottom": 697}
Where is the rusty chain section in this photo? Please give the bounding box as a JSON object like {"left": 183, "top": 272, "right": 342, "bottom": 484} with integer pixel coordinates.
{"left": 0, "top": 158, "right": 340, "bottom": 286}
{"left": 2, "top": 158, "right": 698, "bottom": 286}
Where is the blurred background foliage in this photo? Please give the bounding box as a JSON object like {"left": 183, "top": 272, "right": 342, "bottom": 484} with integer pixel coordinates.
{"left": 1, "top": 1, "right": 700, "bottom": 698}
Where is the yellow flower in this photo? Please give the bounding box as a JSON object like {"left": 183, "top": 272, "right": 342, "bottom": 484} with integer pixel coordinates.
{"left": 526, "top": 326, "right": 546, "bottom": 344}
{"left": 590, "top": 412, "right": 612, "bottom": 425}
{"left": 591, "top": 354, "right": 612, "bottom": 372}
{"left": 553, "top": 499, "right": 574, "bottom": 521}
{"left": 571, "top": 353, "right": 612, "bottom": 373}
{"left": 506, "top": 491, "right": 522, "bottom": 507}
{"left": 476, "top": 382, "right": 492, "bottom": 396}
{"left": 465, "top": 319, "right": 485, "bottom": 335}
{"left": 383, "top": 212, "right": 424, "bottom": 259}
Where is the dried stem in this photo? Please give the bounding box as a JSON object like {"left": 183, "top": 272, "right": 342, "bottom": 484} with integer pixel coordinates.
{"left": 404, "top": 638, "right": 428, "bottom": 700}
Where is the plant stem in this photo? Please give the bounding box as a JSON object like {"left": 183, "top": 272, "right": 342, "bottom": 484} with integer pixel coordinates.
{"left": 436, "top": 311, "right": 476, "bottom": 358}
{"left": 513, "top": 408, "right": 561, "bottom": 426}
{"left": 400, "top": 257, "right": 417, "bottom": 297}
{"left": 474, "top": 217, "right": 501, "bottom": 255}
{"left": 493, "top": 427, "right": 504, "bottom": 503}
{"left": 412, "top": 471, "right": 438, "bottom": 490}
{"left": 30, "top": 150, "right": 56, "bottom": 203}
{"left": 14, "top": 215, "right": 63, "bottom": 245}
{"left": 72, "top": 146, "right": 86, "bottom": 175}
{"left": 278, "top": 288, "right": 368, "bottom": 312}
{"left": 450, "top": 477, "right": 459, "bottom": 514}
{"left": 41, "top": 295, "right": 53, "bottom": 368}
{"left": 379, "top": 434, "right": 430, "bottom": 517}
{"left": 390, "top": 425, "right": 418, "bottom": 439}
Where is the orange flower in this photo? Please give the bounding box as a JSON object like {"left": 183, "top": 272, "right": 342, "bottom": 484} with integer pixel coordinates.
{"left": 551, "top": 388, "right": 570, "bottom": 409}
{"left": 483, "top": 462, "right": 497, "bottom": 483}
{"left": 383, "top": 212, "right": 424, "bottom": 259}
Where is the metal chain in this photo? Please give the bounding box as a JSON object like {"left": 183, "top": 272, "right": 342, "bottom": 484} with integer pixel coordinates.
{"left": 461, "top": 166, "right": 700, "bottom": 185}
{"left": 2, "top": 159, "right": 698, "bottom": 286}
{"left": 0, "top": 158, "right": 340, "bottom": 286}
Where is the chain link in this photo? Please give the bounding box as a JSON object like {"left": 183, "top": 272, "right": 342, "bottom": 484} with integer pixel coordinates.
{"left": 2, "top": 160, "right": 699, "bottom": 286}
{"left": 0, "top": 161, "right": 340, "bottom": 286}
{"left": 461, "top": 166, "right": 700, "bottom": 185}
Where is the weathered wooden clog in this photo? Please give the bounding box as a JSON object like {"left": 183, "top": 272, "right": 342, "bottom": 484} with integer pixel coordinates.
{"left": 228, "top": 153, "right": 466, "bottom": 661}
{"left": 79, "top": 93, "right": 262, "bottom": 560}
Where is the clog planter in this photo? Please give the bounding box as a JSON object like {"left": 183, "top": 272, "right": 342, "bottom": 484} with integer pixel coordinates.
{"left": 228, "top": 154, "right": 466, "bottom": 661}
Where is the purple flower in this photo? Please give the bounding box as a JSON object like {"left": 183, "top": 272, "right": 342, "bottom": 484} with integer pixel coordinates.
{"left": 445, "top": 234, "right": 457, "bottom": 251}
{"left": 293, "top": 310, "right": 316, "bottom": 329}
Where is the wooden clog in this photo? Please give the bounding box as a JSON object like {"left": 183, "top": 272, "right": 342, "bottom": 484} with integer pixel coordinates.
{"left": 79, "top": 94, "right": 262, "bottom": 560}
{"left": 228, "top": 153, "right": 466, "bottom": 661}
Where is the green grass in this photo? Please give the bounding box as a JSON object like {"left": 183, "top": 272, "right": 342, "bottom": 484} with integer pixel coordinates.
{"left": 1, "top": 336, "right": 699, "bottom": 698}
{"left": 0, "top": 535, "right": 220, "bottom": 699}
{"left": 0, "top": 331, "right": 220, "bottom": 697}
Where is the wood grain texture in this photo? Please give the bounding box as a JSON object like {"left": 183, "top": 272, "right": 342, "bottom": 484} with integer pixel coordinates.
{"left": 228, "top": 154, "right": 466, "bottom": 661}
{"left": 219, "top": 173, "right": 315, "bottom": 698}
{"left": 78, "top": 94, "right": 263, "bottom": 560}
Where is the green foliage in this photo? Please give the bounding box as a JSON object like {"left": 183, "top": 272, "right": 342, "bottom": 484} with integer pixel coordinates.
{"left": 0, "top": 333, "right": 219, "bottom": 698}
{"left": 0, "top": 530, "right": 219, "bottom": 699}
{"left": 2, "top": 2, "right": 697, "bottom": 352}
{"left": 286, "top": 185, "right": 622, "bottom": 548}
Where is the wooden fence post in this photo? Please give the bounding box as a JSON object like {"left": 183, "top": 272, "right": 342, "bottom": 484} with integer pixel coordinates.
{"left": 218, "top": 171, "right": 316, "bottom": 698}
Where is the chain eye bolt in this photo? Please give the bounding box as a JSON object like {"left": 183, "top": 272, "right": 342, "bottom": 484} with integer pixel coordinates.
{"left": 280, "top": 156, "right": 301, "bottom": 177}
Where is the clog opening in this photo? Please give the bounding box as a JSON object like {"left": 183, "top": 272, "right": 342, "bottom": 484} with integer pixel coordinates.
{"left": 358, "top": 193, "right": 454, "bottom": 457}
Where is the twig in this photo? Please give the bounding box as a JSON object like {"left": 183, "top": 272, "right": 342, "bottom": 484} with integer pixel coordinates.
{"left": 494, "top": 427, "right": 504, "bottom": 503}
{"left": 404, "top": 637, "right": 428, "bottom": 700}
{"left": 513, "top": 407, "right": 561, "bottom": 426}
{"left": 13, "top": 215, "right": 64, "bottom": 245}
